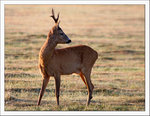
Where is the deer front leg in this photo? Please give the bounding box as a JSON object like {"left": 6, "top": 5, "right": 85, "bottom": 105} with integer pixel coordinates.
{"left": 37, "top": 76, "right": 50, "bottom": 105}
{"left": 54, "top": 75, "right": 61, "bottom": 106}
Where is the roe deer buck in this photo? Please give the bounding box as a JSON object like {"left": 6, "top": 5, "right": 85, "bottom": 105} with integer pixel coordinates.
{"left": 37, "top": 9, "right": 98, "bottom": 106}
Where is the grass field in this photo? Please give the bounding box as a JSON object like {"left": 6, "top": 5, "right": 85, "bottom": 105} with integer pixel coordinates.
{"left": 4, "top": 5, "right": 145, "bottom": 111}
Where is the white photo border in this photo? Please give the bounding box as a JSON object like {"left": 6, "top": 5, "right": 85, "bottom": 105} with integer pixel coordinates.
{"left": 0, "top": 0, "right": 149, "bottom": 115}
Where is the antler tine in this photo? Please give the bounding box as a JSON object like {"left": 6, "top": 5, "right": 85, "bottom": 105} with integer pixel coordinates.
{"left": 51, "top": 8, "right": 59, "bottom": 23}
{"left": 51, "top": 8, "right": 56, "bottom": 22}
{"left": 56, "top": 12, "right": 60, "bottom": 23}
{"left": 51, "top": 8, "right": 55, "bottom": 17}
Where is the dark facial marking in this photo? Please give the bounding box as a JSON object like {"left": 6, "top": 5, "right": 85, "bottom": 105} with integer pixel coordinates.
{"left": 60, "top": 33, "right": 63, "bottom": 35}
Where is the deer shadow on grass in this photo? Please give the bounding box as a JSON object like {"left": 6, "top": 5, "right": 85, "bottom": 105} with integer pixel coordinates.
{"left": 5, "top": 88, "right": 54, "bottom": 107}
{"left": 6, "top": 87, "right": 95, "bottom": 106}
{"left": 6, "top": 88, "right": 52, "bottom": 93}
{"left": 5, "top": 87, "right": 144, "bottom": 108}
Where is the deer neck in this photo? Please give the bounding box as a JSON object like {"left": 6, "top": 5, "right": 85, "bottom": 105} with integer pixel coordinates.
{"left": 39, "top": 35, "right": 57, "bottom": 65}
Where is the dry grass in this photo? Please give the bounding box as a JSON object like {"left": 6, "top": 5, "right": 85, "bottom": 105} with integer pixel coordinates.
{"left": 5, "top": 5, "right": 145, "bottom": 111}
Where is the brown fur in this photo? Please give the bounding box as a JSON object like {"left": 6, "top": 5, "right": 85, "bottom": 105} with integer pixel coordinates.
{"left": 37, "top": 10, "right": 98, "bottom": 106}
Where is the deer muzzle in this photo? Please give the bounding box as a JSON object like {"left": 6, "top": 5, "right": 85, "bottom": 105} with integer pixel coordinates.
{"left": 66, "top": 40, "right": 71, "bottom": 43}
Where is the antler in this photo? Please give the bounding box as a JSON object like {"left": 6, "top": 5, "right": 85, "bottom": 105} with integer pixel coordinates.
{"left": 51, "top": 8, "right": 59, "bottom": 23}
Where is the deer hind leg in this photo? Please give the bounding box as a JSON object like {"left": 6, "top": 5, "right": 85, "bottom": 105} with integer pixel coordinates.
{"left": 79, "top": 72, "right": 87, "bottom": 87}
{"left": 37, "top": 76, "right": 50, "bottom": 105}
{"left": 54, "top": 75, "right": 61, "bottom": 106}
{"left": 82, "top": 69, "right": 94, "bottom": 106}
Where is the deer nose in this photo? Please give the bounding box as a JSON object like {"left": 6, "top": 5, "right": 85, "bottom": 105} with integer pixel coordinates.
{"left": 66, "top": 40, "right": 71, "bottom": 43}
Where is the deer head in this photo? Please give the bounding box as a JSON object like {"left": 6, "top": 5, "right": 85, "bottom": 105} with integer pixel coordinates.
{"left": 49, "top": 9, "right": 71, "bottom": 44}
